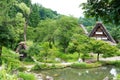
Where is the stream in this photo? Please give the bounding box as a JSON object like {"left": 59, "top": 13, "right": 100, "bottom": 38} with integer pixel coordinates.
{"left": 33, "top": 66, "right": 120, "bottom": 80}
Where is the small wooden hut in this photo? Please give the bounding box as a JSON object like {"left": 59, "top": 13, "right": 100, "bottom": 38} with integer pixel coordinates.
{"left": 16, "top": 41, "right": 27, "bottom": 60}
{"left": 89, "top": 22, "right": 116, "bottom": 45}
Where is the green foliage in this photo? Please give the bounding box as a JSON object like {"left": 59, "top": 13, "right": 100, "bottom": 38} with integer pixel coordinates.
{"left": 34, "top": 19, "right": 57, "bottom": 43}
{"left": 27, "top": 43, "right": 41, "bottom": 56}
{"left": 17, "top": 3, "right": 30, "bottom": 17}
{"left": 102, "top": 45, "right": 120, "bottom": 57}
{"left": 32, "top": 63, "right": 64, "bottom": 70}
{"left": 40, "top": 42, "right": 50, "bottom": 61}
{"left": 0, "top": 0, "right": 26, "bottom": 51}
{"left": 18, "top": 0, "right": 31, "bottom": 7}
{"left": 0, "top": 66, "right": 18, "bottom": 80}
{"left": 117, "top": 74, "right": 120, "bottom": 80}
{"left": 39, "top": 5, "right": 59, "bottom": 20}
{"left": 55, "top": 53, "right": 78, "bottom": 62}
{"left": 71, "top": 62, "right": 86, "bottom": 68}
{"left": 81, "top": 0, "right": 120, "bottom": 24}
{"left": 89, "top": 39, "right": 119, "bottom": 61}
{"left": 1, "top": 47, "right": 21, "bottom": 69}
{"left": 17, "top": 66, "right": 27, "bottom": 72}
{"left": 32, "top": 64, "right": 48, "bottom": 70}
{"left": 56, "top": 16, "right": 80, "bottom": 53}
{"left": 104, "top": 61, "right": 120, "bottom": 67}
{"left": 29, "top": 4, "right": 59, "bottom": 27}
{"left": 29, "top": 4, "right": 40, "bottom": 27}
{"left": 109, "top": 26, "right": 120, "bottom": 43}
{"left": 17, "top": 2, "right": 31, "bottom": 41}
{"left": 117, "top": 42, "right": 120, "bottom": 49}
{"left": 67, "top": 34, "right": 91, "bottom": 61}
{"left": 71, "top": 62, "right": 102, "bottom": 68}
{"left": 78, "top": 17, "right": 96, "bottom": 27}
{"left": 27, "top": 42, "right": 61, "bottom": 63}
{"left": 18, "top": 72, "right": 36, "bottom": 80}
{"left": 65, "top": 53, "right": 78, "bottom": 61}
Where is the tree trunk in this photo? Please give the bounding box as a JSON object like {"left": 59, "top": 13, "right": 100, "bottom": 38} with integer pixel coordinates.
{"left": 78, "top": 53, "right": 80, "bottom": 59}
{"left": 0, "top": 46, "right": 2, "bottom": 56}
{"left": 0, "top": 46, "right": 2, "bottom": 64}
{"left": 64, "top": 48, "right": 67, "bottom": 53}
{"left": 97, "top": 53, "right": 100, "bottom": 61}
{"left": 24, "top": 20, "right": 27, "bottom": 42}
{"left": 82, "top": 58, "right": 85, "bottom": 62}
{"left": 52, "top": 37, "right": 55, "bottom": 45}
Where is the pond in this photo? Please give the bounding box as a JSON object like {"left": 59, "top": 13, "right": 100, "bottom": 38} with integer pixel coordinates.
{"left": 35, "top": 66, "right": 120, "bottom": 80}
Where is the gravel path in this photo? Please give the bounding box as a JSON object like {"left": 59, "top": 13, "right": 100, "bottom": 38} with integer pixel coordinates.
{"left": 100, "top": 56, "right": 120, "bottom": 61}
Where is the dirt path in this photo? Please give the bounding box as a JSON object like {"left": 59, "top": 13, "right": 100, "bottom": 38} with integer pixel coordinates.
{"left": 0, "top": 66, "right": 2, "bottom": 70}
{"left": 100, "top": 56, "right": 120, "bottom": 61}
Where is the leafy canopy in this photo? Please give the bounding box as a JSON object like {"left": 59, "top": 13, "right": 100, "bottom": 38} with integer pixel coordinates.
{"left": 81, "top": 0, "right": 120, "bottom": 25}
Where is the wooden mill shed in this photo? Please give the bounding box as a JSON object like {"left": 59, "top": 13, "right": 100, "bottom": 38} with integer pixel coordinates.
{"left": 89, "top": 22, "right": 116, "bottom": 45}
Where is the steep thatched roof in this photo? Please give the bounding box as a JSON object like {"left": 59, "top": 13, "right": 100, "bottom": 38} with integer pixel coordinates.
{"left": 80, "top": 24, "right": 88, "bottom": 35}
{"left": 89, "top": 22, "right": 116, "bottom": 43}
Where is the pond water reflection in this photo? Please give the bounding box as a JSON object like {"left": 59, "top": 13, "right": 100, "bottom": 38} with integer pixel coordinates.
{"left": 35, "top": 66, "right": 120, "bottom": 80}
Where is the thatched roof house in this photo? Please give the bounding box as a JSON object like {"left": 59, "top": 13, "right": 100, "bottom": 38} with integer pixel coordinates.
{"left": 89, "top": 22, "right": 116, "bottom": 45}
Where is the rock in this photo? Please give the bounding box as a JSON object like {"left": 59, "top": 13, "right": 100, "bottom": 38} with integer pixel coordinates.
{"left": 86, "top": 70, "right": 89, "bottom": 73}
{"left": 46, "top": 76, "right": 54, "bottom": 80}
{"left": 78, "top": 58, "right": 83, "bottom": 63}
{"left": 55, "top": 58, "right": 61, "bottom": 62}
{"left": 78, "top": 72, "right": 82, "bottom": 76}
{"left": 34, "top": 73, "right": 44, "bottom": 80}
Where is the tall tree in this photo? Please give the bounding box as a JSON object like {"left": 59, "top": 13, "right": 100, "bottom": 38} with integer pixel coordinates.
{"left": 56, "top": 16, "right": 79, "bottom": 53}
{"left": 81, "top": 0, "right": 120, "bottom": 25}
{"left": 17, "top": 3, "right": 30, "bottom": 42}
{"left": 17, "top": 0, "right": 31, "bottom": 7}
{"left": 34, "top": 19, "right": 57, "bottom": 48}
{"left": 29, "top": 4, "right": 40, "bottom": 27}
{"left": 0, "top": 0, "right": 16, "bottom": 55}
{"left": 39, "top": 5, "right": 59, "bottom": 20}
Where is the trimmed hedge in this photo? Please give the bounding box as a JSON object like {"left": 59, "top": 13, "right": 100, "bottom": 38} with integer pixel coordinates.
{"left": 71, "top": 62, "right": 102, "bottom": 68}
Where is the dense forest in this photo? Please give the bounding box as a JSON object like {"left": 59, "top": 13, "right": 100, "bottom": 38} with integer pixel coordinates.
{"left": 0, "top": 0, "right": 120, "bottom": 80}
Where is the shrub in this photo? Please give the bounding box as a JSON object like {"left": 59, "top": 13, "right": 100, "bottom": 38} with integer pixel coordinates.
{"left": 0, "top": 65, "right": 18, "bottom": 80}
{"left": 32, "top": 64, "right": 48, "bottom": 70}
{"left": 1, "top": 47, "right": 21, "bottom": 70}
{"left": 22, "top": 56, "right": 34, "bottom": 62}
{"left": 117, "top": 42, "right": 120, "bottom": 49}
{"left": 71, "top": 62, "right": 102, "bottom": 68}
{"left": 104, "top": 61, "right": 120, "bottom": 67}
{"left": 27, "top": 44, "right": 41, "bottom": 57}
{"left": 32, "top": 63, "right": 64, "bottom": 70}
{"left": 18, "top": 67, "right": 27, "bottom": 72}
{"left": 117, "top": 74, "right": 120, "bottom": 80}
{"left": 71, "top": 62, "right": 86, "bottom": 68}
